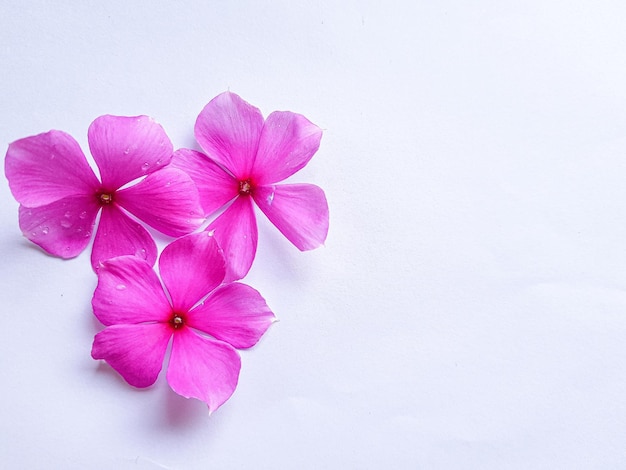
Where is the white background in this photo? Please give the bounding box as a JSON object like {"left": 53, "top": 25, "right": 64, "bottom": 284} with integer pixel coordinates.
{"left": 2, "top": 1, "right": 626, "bottom": 468}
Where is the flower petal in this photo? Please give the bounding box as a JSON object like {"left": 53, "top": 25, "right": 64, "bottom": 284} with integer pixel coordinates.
{"left": 194, "top": 91, "right": 263, "bottom": 178}
{"left": 159, "top": 232, "right": 226, "bottom": 312}
{"left": 171, "top": 148, "right": 238, "bottom": 216}
{"left": 88, "top": 115, "right": 173, "bottom": 189}
{"left": 92, "top": 255, "right": 171, "bottom": 326}
{"left": 188, "top": 283, "right": 275, "bottom": 349}
{"left": 253, "top": 183, "right": 329, "bottom": 251}
{"left": 252, "top": 111, "right": 322, "bottom": 185}
{"left": 92, "top": 323, "right": 171, "bottom": 388}
{"left": 91, "top": 205, "right": 158, "bottom": 270}
{"left": 18, "top": 195, "right": 99, "bottom": 258}
{"left": 5, "top": 130, "right": 100, "bottom": 206}
{"left": 207, "top": 196, "right": 258, "bottom": 282}
{"left": 115, "top": 167, "right": 204, "bottom": 237}
{"left": 167, "top": 327, "right": 240, "bottom": 413}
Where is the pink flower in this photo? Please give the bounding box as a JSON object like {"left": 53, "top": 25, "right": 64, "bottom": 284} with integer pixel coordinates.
{"left": 173, "top": 91, "right": 329, "bottom": 281}
{"left": 5, "top": 115, "right": 204, "bottom": 269}
{"left": 91, "top": 232, "right": 275, "bottom": 412}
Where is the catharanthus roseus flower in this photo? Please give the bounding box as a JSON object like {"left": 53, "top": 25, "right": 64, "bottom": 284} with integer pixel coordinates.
{"left": 5, "top": 115, "right": 204, "bottom": 269}
{"left": 173, "top": 91, "right": 329, "bottom": 281}
{"left": 91, "top": 232, "right": 275, "bottom": 412}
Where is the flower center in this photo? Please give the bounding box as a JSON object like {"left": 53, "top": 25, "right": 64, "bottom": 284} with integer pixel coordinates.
{"left": 238, "top": 179, "right": 253, "bottom": 196}
{"left": 170, "top": 313, "right": 185, "bottom": 329}
{"left": 98, "top": 192, "right": 114, "bottom": 205}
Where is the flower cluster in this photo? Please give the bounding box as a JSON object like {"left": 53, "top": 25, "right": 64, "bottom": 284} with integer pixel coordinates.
{"left": 4, "top": 92, "right": 329, "bottom": 414}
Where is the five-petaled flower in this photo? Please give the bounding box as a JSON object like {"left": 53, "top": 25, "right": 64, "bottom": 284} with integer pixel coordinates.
{"left": 173, "top": 91, "right": 329, "bottom": 281}
{"left": 91, "top": 231, "right": 276, "bottom": 412}
{"left": 5, "top": 115, "right": 204, "bottom": 269}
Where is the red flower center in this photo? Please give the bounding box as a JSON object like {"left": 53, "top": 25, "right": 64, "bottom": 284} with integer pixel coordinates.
{"left": 170, "top": 313, "right": 185, "bottom": 329}
{"left": 238, "top": 179, "right": 253, "bottom": 196}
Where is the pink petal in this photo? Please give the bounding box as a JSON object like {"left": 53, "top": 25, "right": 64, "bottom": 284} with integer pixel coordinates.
{"left": 115, "top": 167, "right": 204, "bottom": 237}
{"left": 91, "top": 205, "right": 158, "bottom": 270}
{"left": 207, "top": 196, "right": 258, "bottom": 282}
{"left": 158, "top": 232, "right": 226, "bottom": 312}
{"left": 253, "top": 183, "right": 329, "bottom": 251}
{"left": 252, "top": 111, "right": 322, "bottom": 185}
{"left": 5, "top": 130, "right": 100, "bottom": 206}
{"left": 171, "top": 148, "right": 238, "bottom": 216}
{"left": 167, "top": 327, "right": 240, "bottom": 412}
{"left": 88, "top": 115, "right": 173, "bottom": 190}
{"left": 92, "top": 255, "right": 172, "bottom": 326}
{"left": 18, "top": 195, "right": 99, "bottom": 258}
{"left": 188, "top": 283, "right": 275, "bottom": 349}
{"left": 194, "top": 91, "right": 263, "bottom": 178}
{"left": 92, "top": 323, "right": 172, "bottom": 388}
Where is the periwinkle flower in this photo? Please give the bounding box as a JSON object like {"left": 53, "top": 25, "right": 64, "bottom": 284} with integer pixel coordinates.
{"left": 5, "top": 115, "right": 204, "bottom": 269}
{"left": 91, "top": 232, "right": 275, "bottom": 412}
{"left": 173, "top": 91, "right": 329, "bottom": 281}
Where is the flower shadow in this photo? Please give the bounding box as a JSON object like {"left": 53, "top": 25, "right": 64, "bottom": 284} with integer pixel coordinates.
{"left": 161, "top": 386, "right": 207, "bottom": 428}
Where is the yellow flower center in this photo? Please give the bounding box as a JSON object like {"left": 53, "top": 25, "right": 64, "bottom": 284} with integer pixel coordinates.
{"left": 99, "top": 193, "right": 114, "bottom": 204}
{"left": 171, "top": 314, "right": 185, "bottom": 329}
{"left": 238, "top": 179, "right": 253, "bottom": 196}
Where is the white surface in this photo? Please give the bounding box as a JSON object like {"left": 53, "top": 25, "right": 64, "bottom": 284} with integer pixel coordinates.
{"left": 2, "top": 1, "right": 626, "bottom": 468}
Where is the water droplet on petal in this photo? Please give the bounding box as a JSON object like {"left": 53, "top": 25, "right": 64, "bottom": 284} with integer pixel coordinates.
{"left": 141, "top": 162, "right": 150, "bottom": 171}
{"left": 79, "top": 211, "right": 87, "bottom": 219}
{"left": 64, "top": 211, "right": 71, "bottom": 218}
{"left": 134, "top": 248, "right": 147, "bottom": 259}
{"left": 60, "top": 220, "right": 72, "bottom": 229}
{"left": 116, "top": 284, "right": 126, "bottom": 291}
{"left": 42, "top": 227, "right": 49, "bottom": 235}
{"left": 123, "top": 148, "right": 130, "bottom": 155}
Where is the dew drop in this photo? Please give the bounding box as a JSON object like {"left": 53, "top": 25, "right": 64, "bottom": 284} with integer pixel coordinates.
{"left": 60, "top": 220, "right": 72, "bottom": 229}
{"left": 165, "top": 181, "right": 171, "bottom": 187}
{"left": 64, "top": 211, "right": 71, "bottom": 218}
{"left": 76, "top": 227, "right": 83, "bottom": 233}
{"left": 79, "top": 211, "right": 87, "bottom": 219}
{"left": 116, "top": 284, "right": 126, "bottom": 291}
{"left": 141, "top": 162, "right": 150, "bottom": 171}
{"left": 123, "top": 148, "right": 130, "bottom": 155}
{"left": 41, "top": 226, "right": 49, "bottom": 235}
{"left": 135, "top": 248, "right": 147, "bottom": 259}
